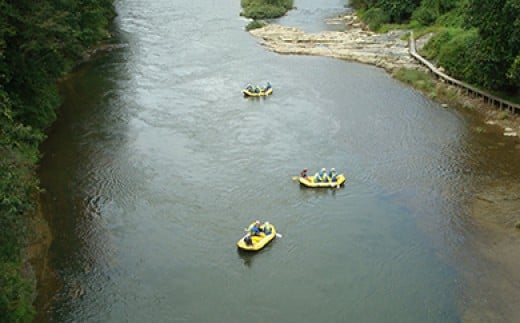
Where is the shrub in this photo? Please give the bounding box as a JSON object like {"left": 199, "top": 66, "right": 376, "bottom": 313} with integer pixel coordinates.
{"left": 246, "top": 20, "right": 267, "bottom": 31}
{"left": 412, "top": 6, "right": 438, "bottom": 26}
{"left": 420, "top": 28, "right": 456, "bottom": 60}
{"left": 437, "top": 29, "right": 479, "bottom": 81}
{"left": 241, "top": 0, "right": 293, "bottom": 19}
{"left": 393, "top": 68, "right": 436, "bottom": 92}
{"left": 0, "top": 262, "right": 35, "bottom": 323}
{"left": 243, "top": 4, "right": 287, "bottom": 19}
{"left": 362, "top": 7, "right": 390, "bottom": 31}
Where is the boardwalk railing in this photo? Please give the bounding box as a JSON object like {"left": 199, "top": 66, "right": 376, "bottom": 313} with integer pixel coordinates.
{"left": 408, "top": 32, "right": 520, "bottom": 114}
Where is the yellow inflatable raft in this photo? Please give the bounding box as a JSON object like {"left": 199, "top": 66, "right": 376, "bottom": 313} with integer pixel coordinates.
{"left": 237, "top": 222, "right": 277, "bottom": 251}
{"left": 299, "top": 174, "right": 346, "bottom": 188}
{"left": 242, "top": 86, "right": 273, "bottom": 97}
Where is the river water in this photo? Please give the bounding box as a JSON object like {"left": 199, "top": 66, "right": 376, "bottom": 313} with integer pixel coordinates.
{"left": 36, "top": 0, "right": 520, "bottom": 322}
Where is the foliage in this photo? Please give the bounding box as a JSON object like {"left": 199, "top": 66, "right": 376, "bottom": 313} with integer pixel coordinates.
{"left": 245, "top": 20, "right": 267, "bottom": 31}
{"left": 349, "top": 0, "right": 379, "bottom": 10}
{"left": 393, "top": 68, "right": 436, "bottom": 92}
{"left": 434, "top": 3, "right": 467, "bottom": 28}
{"left": 2, "top": 0, "right": 116, "bottom": 129}
{"left": 0, "top": 0, "right": 116, "bottom": 320}
{"left": 436, "top": 29, "right": 479, "bottom": 81}
{"left": 0, "top": 262, "right": 35, "bottom": 323}
{"left": 350, "top": 0, "right": 421, "bottom": 23}
{"left": 0, "top": 92, "right": 40, "bottom": 323}
{"left": 361, "top": 8, "right": 390, "bottom": 31}
{"left": 411, "top": 5, "right": 438, "bottom": 26}
{"left": 420, "top": 28, "right": 454, "bottom": 59}
{"left": 351, "top": 0, "right": 520, "bottom": 96}
{"left": 508, "top": 56, "right": 520, "bottom": 85}
{"left": 378, "top": 0, "right": 421, "bottom": 23}
{"left": 240, "top": 0, "right": 294, "bottom": 19}
{"left": 465, "top": 0, "right": 520, "bottom": 92}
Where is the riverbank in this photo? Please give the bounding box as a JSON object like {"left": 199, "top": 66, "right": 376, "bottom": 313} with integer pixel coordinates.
{"left": 249, "top": 14, "right": 520, "bottom": 136}
{"left": 249, "top": 13, "right": 520, "bottom": 321}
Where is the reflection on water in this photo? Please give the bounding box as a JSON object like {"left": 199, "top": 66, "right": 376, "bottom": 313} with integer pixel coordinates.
{"left": 36, "top": 0, "right": 520, "bottom": 322}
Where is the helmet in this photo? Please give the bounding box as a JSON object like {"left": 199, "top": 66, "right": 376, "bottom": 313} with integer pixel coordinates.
{"left": 265, "top": 221, "right": 269, "bottom": 225}
{"left": 321, "top": 168, "right": 326, "bottom": 172}
{"left": 304, "top": 168, "right": 308, "bottom": 171}
{"left": 331, "top": 168, "right": 336, "bottom": 171}
{"left": 255, "top": 220, "right": 260, "bottom": 225}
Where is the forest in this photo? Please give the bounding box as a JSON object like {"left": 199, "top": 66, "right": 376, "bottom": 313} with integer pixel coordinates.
{"left": 0, "top": 0, "right": 518, "bottom": 321}
{"left": 0, "top": 0, "right": 115, "bottom": 321}
{"left": 350, "top": 0, "right": 519, "bottom": 97}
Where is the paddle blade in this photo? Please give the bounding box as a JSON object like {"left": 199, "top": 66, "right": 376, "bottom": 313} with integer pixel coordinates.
{"left": 276, "top": 233, "right": 283, "bottom": 238}
{"left": 292, "top": 176, "right": 299, "bottom": 181}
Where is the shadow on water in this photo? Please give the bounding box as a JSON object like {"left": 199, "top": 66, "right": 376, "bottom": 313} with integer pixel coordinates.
{"left": 236, "top": 249, "right": 255, "bottom": 268}
{"left": 236, "top": 242, "right": 277, "bottom": 268}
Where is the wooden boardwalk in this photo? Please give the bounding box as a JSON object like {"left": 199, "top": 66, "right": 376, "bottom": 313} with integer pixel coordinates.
{"left": 408, "top": 32, "right": 520, "bottom": 114}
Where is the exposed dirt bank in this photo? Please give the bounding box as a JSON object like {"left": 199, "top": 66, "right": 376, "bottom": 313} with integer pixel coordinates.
{"left": 26, "top": 198, "right": 56, "bottom": 317}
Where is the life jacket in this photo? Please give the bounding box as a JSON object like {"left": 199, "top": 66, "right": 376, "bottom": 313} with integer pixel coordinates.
{"left": 314, "top": 172, "right": 321, "bottom": 182}
{"left": 250, "top": 225, "right": 261, "bottom": 235}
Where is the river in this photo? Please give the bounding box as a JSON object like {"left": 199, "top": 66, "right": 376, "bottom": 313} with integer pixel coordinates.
{"left": 36, "top": 0, "right": 520, "bottom": 322}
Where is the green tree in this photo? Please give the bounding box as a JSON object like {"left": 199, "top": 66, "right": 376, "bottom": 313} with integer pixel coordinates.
{"left": 378, "top": 0, "right": 421, "bottom": 23}
{"left": 466, "top": 0, "right": 520, "bottom": 91}
{"left": 0, "top": 0, "right": 116, "bottom": 320}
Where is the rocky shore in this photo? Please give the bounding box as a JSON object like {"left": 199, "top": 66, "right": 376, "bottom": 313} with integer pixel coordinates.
{"left": 251, "top": 14, "right": 520, "bottom": 321}
{"left": 249, "top": 14, "right": 520, "bottom": 135}
{"left": 250, "top": 14, "right": 423, "bottom": 72}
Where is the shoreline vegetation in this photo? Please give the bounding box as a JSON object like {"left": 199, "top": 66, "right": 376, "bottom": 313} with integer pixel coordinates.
{"left": 241, "top": 0, "right": 519, "bottom": 133}
{"left": 240, "top": 0, "right": 294, "bottom": 30}
{"left": 0, "top": 0, "right": 516, "bottom": 321}
{"left": 0, "top": 1, "right": 116, "bottom": 321}
{"left": 242, "top": 1, "right": 520, "bottom": 320}
{"left": 248, "top": 17, "right": 520, "bottom": 134}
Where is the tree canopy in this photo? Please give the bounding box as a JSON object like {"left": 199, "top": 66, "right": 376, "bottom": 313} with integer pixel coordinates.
{"left": 351, "top": 0, "right": 520, "bottom": 95}
{"left": 0, "top": 0, "right": 115, "bottom": 321}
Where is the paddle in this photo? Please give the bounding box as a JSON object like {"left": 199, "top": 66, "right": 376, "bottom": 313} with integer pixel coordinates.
{"left": 292, "top": 176, "right": 299, "bottom": 181}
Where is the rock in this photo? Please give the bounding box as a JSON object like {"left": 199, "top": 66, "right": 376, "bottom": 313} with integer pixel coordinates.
{"left": 249, "top": 23, "right": 421, "bottom": 73}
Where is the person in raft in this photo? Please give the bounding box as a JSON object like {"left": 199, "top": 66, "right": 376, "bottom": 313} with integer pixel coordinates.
{"left": 263, "top": 221, "right": 272, "bottom": 235}
{"left": 315, "top": 168, "right": 327, "bottom": 182}
{"left": 328, "top": 168, "right": 338, "bottom": 182}
{"left": 250, "top": 220, "right": 262, "bottom": 236}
